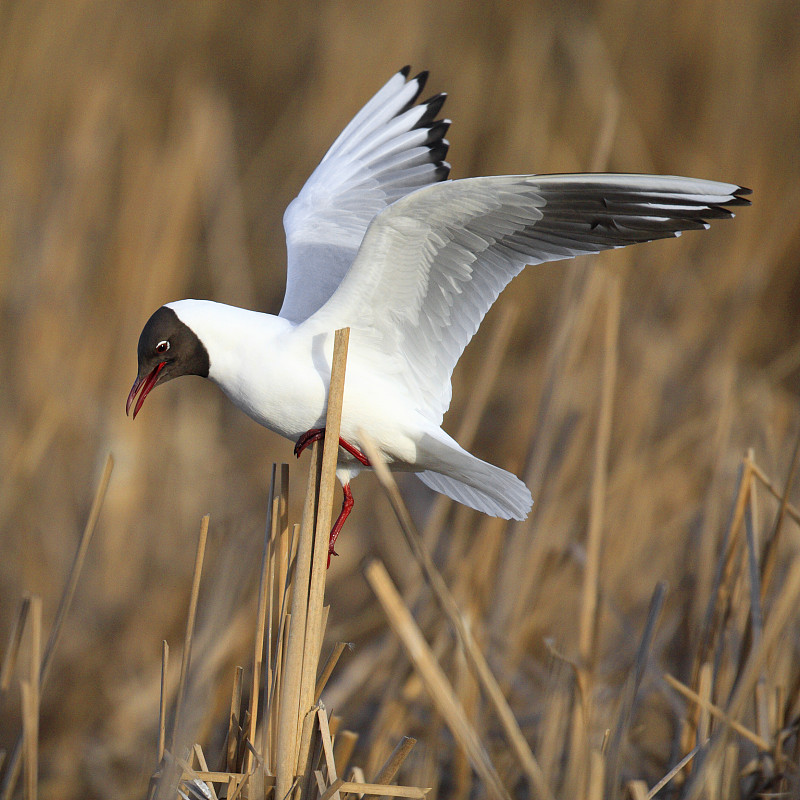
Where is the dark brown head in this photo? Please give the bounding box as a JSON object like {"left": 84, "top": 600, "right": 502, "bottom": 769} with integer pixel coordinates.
{"left": 126, "top": 306, "right": 210, "bottom": 418}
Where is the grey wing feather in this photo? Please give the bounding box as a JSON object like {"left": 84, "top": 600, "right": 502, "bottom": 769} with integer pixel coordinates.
{"left": 279, "top": 68, "right": 450, "bottom": 322}
{"left": 307, "top": 173, "right": 750, "bottom": 422}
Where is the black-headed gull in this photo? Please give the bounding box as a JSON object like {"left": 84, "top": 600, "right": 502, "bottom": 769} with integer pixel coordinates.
{"left": 128, "top": 67, "right": 749, "bottom": 564}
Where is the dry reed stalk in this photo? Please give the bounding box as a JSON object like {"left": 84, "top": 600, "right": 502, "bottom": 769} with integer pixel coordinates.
{"left": 367, "top": 736, "right": 417, "bottom": 791}
{"left": 359, "top": 429, "right": 554, "bottom": 800}
{"left": 604, "top": 581, "right": 667, "bottom": 798}
{"left": 664, "top": 675, "right": 770, "bottom": 751}
{"left": 685, "top": 557, "right": 800, "bottom": 799}
{"left": 0, "top": 597, "right": 30, "bottom": 698}
{"left": 696, "top": 662, "right": 712, "bottom": 747}
{"left": 452, "top": 644, "right": 478, "bottom": 800}
{"left": 322, "top": 783, "right": 426, "bottom": 799}
{"left": 22, "top": 595, "right": 40, "bottom": 800}
{"left": 314, "top": 642, "right": 349, "bottom": 704}
{"left": 295, "top": 329, "right": 351, "bottom": 795}
{"left": 646, "top": 744, "right": 702, "bottom": 799}
{"left": 0, "top": 453, "right": 113, "bottom": 800}
{"left": 275, "top": 445, "right": 320, "bottom": 799}
{"left": 246, "top": 468, "right": 276, "bottom": 773}
{"left": 578, "top": 270, "right": 620, "bottom": 667}
{"left": 586, "top": 749, "right": 604, "bottom": 800}
{"left": 759, "top": 429, "right": 800, "bottom": 601}
{"left": 263, "top": 464, "right": 280, "bottom": 762}
{"left": 679, "top": 458, "right": 753, "bottom": 758}
{"left": 171, "top": 514, "right": 209, "bottom": 753}
{"left": 743, "top": 466, "right": 771, "bottom": 747}
{"left": 20, "top": 681, "right": 35, "bottom": 800}
{"left": 747, "top": 458, "right": 800, "bottom": 526}
{"left": 588, "top": 87, "right": 621, "bottom": 173}
{"left": 364, "top": 558, "right": 511, "bottom": 800}
{"left": 297, "top": 706, "right": 323, "bottom": 800}
{"left": 316, "top": 707, "right": 339, "bottom": 799}
{"left": 302, "top": 327, "right": 350, "bottom": 699}
{"left": 159, "top": 641, "right": 169, "bottom": 762}
{"left": 225, "top": 665, "right": 244, "bottom": 773}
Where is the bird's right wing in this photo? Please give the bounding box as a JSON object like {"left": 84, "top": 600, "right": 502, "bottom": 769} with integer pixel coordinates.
{"left": 279, "top": 68, "right": 450, "bottom": 323}
{"left": 305, "top": 174, "right": 750, "bottom": 423}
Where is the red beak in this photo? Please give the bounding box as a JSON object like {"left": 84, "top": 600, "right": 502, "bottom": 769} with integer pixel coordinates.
{"left": 126, "top": 362, "right": 166, "bottom": 419}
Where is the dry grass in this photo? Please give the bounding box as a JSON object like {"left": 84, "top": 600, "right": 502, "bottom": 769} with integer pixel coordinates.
{"left": 2, "top": 1, "right": 800, "bottom": 798}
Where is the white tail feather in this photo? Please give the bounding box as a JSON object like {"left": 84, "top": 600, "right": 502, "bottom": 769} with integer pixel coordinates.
{"left": 415, "top": 457, "right": 532, "bottom": 520}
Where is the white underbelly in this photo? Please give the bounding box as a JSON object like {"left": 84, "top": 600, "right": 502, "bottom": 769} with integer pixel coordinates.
{"left": 213, "top": 351, "right": 423, "bottom": 466}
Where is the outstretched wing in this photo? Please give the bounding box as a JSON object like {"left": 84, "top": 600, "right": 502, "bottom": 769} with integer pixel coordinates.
{"left": 279, "top": 67, "right": 451, "bottom": 322}
{"left": 305, "top": 173, "right": 750, "bottom": 422}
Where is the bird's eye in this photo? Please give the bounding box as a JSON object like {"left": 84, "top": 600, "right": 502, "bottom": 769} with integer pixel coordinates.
{"left": 156, "top": 340, "right": 170, "bottom": 354}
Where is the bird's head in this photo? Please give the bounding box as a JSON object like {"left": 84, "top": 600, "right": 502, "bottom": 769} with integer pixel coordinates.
{"left": 126, "top": 306, "right": 210, "bottom": 418}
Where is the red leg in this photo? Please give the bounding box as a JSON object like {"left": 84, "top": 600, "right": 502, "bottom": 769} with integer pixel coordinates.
{"left": 327, "top": 483, "right": 354, "bottom": 568}
{"left": 338, "top": 438, "right": 370, "bottom": 467}
{"left": 294, "top": 428, "right": 370, "bottom": 467}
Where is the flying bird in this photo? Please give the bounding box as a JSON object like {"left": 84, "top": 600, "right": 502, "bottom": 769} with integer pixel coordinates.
{"left": 128, "top": 67, "right": 750, "bottom": 565}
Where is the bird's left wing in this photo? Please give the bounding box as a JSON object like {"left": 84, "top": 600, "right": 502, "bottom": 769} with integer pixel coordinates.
{"left": 305, "top": 173, "right": 750, "bottom": 423}
{"left": 279, "top": 68, "right": 450, "bottom": 323}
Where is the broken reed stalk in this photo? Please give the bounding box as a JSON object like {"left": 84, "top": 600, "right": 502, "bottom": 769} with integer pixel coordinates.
{"left": 358, "top": 430, "right": 554, "bottom": 800}
{"left": 226, "top": 666, "right": 244, "bottom": 773}
{"left": 364, "top": 559, "right": 510, "bottom": 800}
{"left": 314, "top": 642, "right": 349, "bottom": 704}
{"left": 171, "top": 513, "right": 209, "bottom": 753}
{"left": 0, "top": 453, "right": 113, "bottom": 800}
{"left": 362, "top": 736, "right": 417, "bottom": 800}
{"left": 276, "top": 327, "right": 349, "bottom": 800}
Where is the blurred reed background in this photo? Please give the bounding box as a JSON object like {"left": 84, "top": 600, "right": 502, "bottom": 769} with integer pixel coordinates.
{"left": 1, "top": 1, "right": 800, "bottom": 798}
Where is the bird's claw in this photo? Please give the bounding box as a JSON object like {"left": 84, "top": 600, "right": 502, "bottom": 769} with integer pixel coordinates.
{"left": 294, "top": 428, "right": 325, "bottom": 458}
{"left": 326, "top": 546, "right": 339, "bottom": 569}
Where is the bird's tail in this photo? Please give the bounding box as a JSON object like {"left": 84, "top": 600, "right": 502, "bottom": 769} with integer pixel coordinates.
{"left": 414, "top": 432, "right": 532, "bottom": 520}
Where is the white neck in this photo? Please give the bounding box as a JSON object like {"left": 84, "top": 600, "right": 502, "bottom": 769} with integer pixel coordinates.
{"left": 166, "top": 300, "right": 323, "bottom": 437}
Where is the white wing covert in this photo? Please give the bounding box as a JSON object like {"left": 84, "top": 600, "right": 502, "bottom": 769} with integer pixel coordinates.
{"left": 280, "top": 67, "right": 451, "bottom": 323}
{"left": 306, "top": 173, "right": 751, "bottom": 423}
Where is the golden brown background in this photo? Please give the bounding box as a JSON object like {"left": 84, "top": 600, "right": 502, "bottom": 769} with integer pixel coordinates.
{"left": 1, "top": 1, "right": 799, "bottom": 797}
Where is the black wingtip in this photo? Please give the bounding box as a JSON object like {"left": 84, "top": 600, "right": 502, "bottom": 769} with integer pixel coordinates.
{"left": 427, "top": 140, "right": 450, "bottom": 164}
{"left": 399, "top": 70, "right": 431, "bottom": 113}
{"left": 416, "top": 93, "right": 447, "bottom": 127}
{"left": 399, "top": 65, "right": 411, "bottom": 78}
{"left": 424, "top": 118, "right": 451, "bottom": 144}
{"left": 412, "top": 69, "right": 430, "bottom": 95}
{"left": 732, "top": 186, "right": 752, "bottom": 206}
